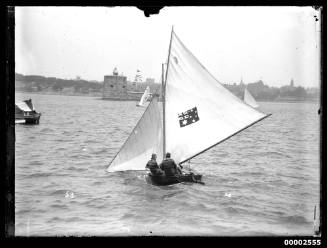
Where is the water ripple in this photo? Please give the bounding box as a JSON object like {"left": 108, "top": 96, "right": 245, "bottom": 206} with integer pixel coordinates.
{"left": 15, "top": 93, "right": 320, "bottom": 236}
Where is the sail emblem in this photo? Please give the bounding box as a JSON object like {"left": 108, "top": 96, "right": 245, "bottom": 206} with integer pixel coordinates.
{"left": 173, "top": 56, "right": 178, "bottom": 64}
{"left": 178, "top": 107, "right": 200, "bottom": 127}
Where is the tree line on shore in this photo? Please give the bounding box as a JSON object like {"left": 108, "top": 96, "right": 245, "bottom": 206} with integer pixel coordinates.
{"left": 15, "top": 73, "right": 320, "bottom": 101}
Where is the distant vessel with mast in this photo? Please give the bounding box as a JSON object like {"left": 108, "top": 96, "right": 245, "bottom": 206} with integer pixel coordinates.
{"left": 15, "top": 99, "right": 41, "bottom": 124}
{"left": 136, "top": 86, "right": 151, "bottom": 107}
{"left": 243, "top": 87, "right": 259, "bottom": 108}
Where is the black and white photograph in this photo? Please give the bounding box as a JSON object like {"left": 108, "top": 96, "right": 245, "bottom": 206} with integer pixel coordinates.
{"left": 10, "top": 6, "right": 321, "bottom": 237}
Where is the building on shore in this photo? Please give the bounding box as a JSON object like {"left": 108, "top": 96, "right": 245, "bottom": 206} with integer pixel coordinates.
{"left": 103, "top": 67, "right": 129, "bottom": 100}
{"left": 145, "top": 78, "right": 155, "bottom": 84}
{"left": 102, "top": 68, "right": 161, "bottom": 101}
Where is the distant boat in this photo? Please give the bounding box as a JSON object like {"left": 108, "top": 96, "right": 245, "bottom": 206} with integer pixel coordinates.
{"left": 15, "top": 99, "right": 41, "bottom": 124}
{"left": 107, "top": 28, "right": 271, "bottom": 186}
{"left": 136, "top": 86, "right": 151, "bottom": 107}
{"left": 243, "top": 88, "right": 259, "bottom": 108}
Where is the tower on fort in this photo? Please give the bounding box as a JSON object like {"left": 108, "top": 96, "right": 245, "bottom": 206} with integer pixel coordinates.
{"left": 103, "top": 67, "right": 128, "bottom": 100}
{"left": 290, "top": 78, "right": 294, "bottom": 87}
{"left": 240, "top": 77, "right": 244, "bottom": 85}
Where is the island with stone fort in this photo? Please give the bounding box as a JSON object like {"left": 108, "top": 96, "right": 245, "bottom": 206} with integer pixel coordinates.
{"left": 15, "top": 69, "right": 319, "bottom": 103}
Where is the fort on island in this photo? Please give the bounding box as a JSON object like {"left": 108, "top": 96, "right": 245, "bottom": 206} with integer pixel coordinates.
{"left": 102, "top": 67, "right": 161, "bottom": 101}
{"left": 14, "top": 71, "right": 319, "bottom": 102}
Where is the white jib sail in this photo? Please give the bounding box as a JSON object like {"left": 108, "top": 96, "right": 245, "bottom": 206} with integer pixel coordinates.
{"left": 244, "top": 88, "right": 259, "bottom": 108}
{"left": 137, "top": 86, "right": 150, "bottom": 107}
{"left": 107, "top": 96, "right": 163, "bottom": 172}
{"left": 164, "top": 31, "right": 269, "bottom": 164}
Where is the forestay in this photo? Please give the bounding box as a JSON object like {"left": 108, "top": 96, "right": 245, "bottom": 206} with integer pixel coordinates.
{"left": 244, "top": 88, "right": 259, "bottom": 108}
{"left": 107, "top": 97, "right": 163, "bottom": 172}
{"left": 164, "top": 31, "right": 269, "bottom": 164}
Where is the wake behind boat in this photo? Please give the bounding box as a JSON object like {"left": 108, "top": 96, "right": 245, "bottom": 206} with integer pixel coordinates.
{"left": 107, "top": 27, "right": 271, "bottom": 186}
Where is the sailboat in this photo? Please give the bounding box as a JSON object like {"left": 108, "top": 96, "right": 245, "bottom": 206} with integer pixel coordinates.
{"left": 243, "top": 87, "right": 259, "bottom": 108}
{"left": 15, "top": 99, "right": 41, "bottom": 124}
{"left": 136, "top": 86, "right": 151, "bottom": 107}
{"left": 107, "top": 28, "right": 271, "bottom": 186}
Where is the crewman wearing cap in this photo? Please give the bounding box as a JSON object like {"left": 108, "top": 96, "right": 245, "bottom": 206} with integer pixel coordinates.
{"left": 159, "top": 152, "right": 183, "bottom": 176}
{"left": 145, "top": 154, "right": 163, "bottom": 175}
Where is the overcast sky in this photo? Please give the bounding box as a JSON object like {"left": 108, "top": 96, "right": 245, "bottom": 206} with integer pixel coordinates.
{"left": 15, "top": 6, "right": 321, "bottom": 88}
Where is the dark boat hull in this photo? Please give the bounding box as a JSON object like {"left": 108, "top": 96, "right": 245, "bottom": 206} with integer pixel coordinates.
{"left": 15, "top": 112, "right": 41, "bottom": 124}
{"left": 146, "top": 172, "right": 203, "bottom": 186}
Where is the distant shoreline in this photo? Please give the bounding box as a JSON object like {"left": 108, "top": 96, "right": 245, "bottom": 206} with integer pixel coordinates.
{"left": 15, "top": 90, "right": 101, "bottom": 98}
{"left": 15, "top": 90, "right": 319, "bottom": 103}
{"left": 259, "top": 99, "right": 320, "bottom": 103}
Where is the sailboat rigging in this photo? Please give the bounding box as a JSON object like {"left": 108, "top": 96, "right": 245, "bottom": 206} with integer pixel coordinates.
{"left": 107, "top": 27, "right": 271, "bottom": 185}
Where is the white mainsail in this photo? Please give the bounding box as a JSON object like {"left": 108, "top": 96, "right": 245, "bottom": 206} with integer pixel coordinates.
{"left": 107, "top": 28, "right": 270, "bottom": 172}
{"left": 164, "top": 30, "right": 269, "bottom": 164}
{"left": 107, "top": 96, "right": 163, "bottom": 172}
{"left": 244, "top": 88, "right": 259, "bottom": 108}
{"left": 136, "top": 86, "right": 151, "bottom": 107}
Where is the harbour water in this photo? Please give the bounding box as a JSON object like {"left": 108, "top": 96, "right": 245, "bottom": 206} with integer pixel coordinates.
{"left": 15, "top": 92, "right": 320, "bottom": 236}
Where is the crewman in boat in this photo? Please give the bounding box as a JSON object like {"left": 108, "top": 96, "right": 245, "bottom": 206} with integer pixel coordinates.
{"left": 159, "top": 152, "right": 183, "bottom": 176}
{"left": 146, "top": 154, "right": 163, "bottom": 175}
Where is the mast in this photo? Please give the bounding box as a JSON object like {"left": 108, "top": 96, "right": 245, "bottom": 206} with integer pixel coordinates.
{"left": 162, "top": 62, "right": 166, "bottom": 158}
{"left": 163, "top": 26, "right": 174, "bottom": 159}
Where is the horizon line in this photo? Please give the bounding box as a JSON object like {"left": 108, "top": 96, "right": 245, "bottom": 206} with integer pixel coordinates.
{"left": 14, "top": 72, "right": 321, "bottom": 89}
